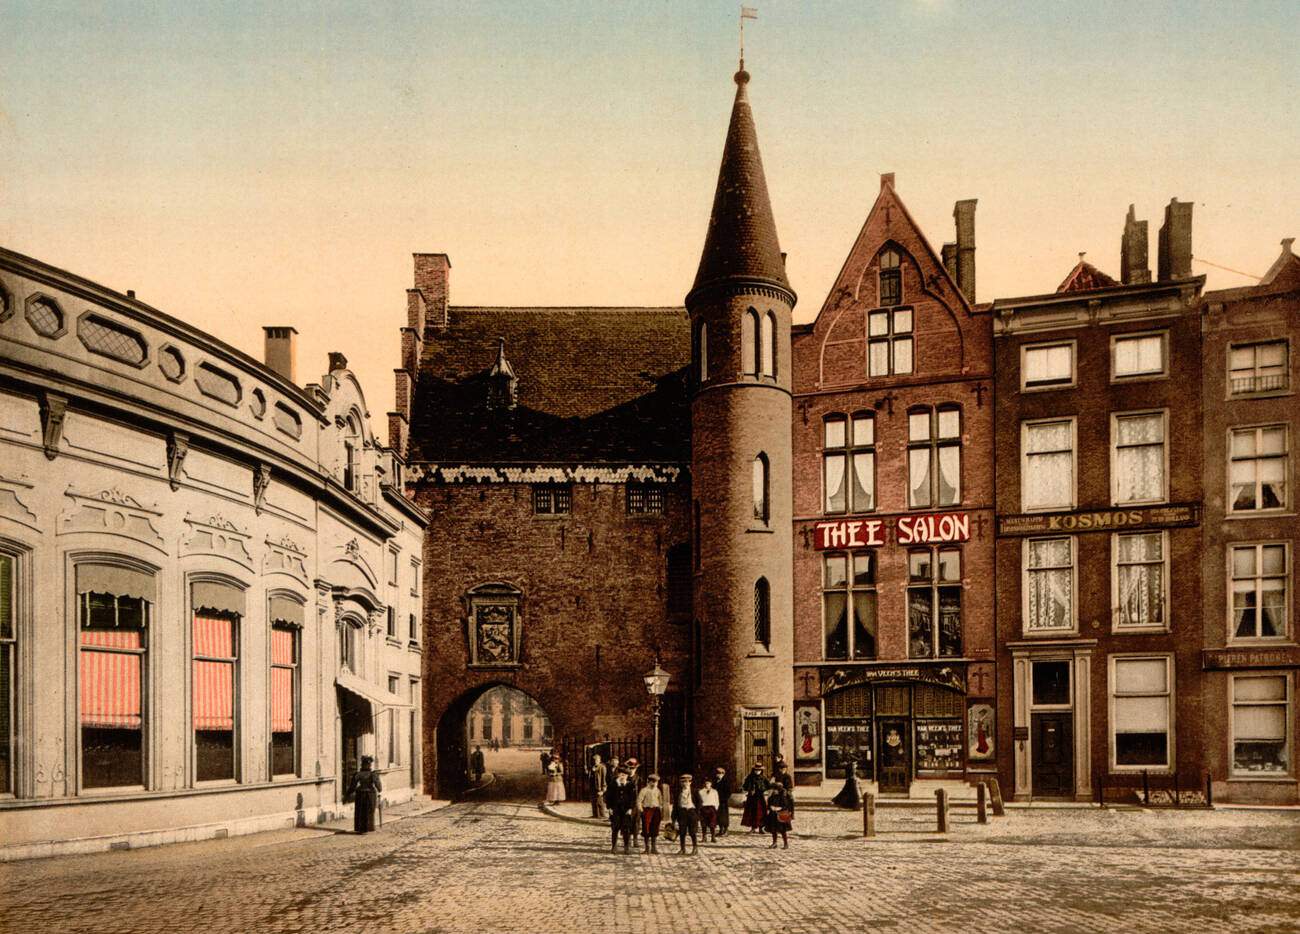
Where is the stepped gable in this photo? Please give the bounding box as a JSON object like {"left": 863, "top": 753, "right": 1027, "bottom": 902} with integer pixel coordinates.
{"left": 410, "top": 305, "right": 691, "bottom": 464}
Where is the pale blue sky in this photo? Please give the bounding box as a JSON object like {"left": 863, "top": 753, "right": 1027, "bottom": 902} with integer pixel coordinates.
{"left": 2, "top": 1, "right": 1296, "bottom": 421}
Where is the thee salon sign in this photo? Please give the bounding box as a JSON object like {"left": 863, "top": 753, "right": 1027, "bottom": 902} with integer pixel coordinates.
{"left": 814, "top": 512, "right": 971, "bottom": 550}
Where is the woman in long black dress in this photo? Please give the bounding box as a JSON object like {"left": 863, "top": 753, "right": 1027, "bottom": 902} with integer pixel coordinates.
{"left": 349, "top": 755, "right": 383, "bottom": 833}
{"left": 832, "top": 753, "right": 862, "bottom": 809}
{"left": 740, "top": 763, "right": 768, "bottom": 833}
{"left": 765, "top": 782, "right": 793, "bottom": 849}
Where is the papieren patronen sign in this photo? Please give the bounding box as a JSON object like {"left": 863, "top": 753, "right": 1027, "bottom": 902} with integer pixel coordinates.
{"left": 814, "top": 512, "right": 970, "bottom": 550}
{"left": 996, "top": 504, "right": 1200, "bottom": 537}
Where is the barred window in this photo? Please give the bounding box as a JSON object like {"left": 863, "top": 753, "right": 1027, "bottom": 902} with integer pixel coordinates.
{"left": 627, "top": 483, "right": 665, "bottom": 515}
{"left": 533, "top": 485, "right": 572, "bottom": 515}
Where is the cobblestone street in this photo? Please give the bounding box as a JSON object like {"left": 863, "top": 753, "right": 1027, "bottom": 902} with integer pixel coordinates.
{"left": 3, "top": 770, "right": 1298, "bottom": 934}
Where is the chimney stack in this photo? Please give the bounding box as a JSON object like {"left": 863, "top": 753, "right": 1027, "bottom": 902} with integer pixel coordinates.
{"left": 953, "top": 199, "right": 977, "bottom": 303}
{"left": 1121, "top": 205, "right": 1151, "bottom": 284}
{"left": 413, "top": 253, "right": 451, "bottom": 330}
{"left": 1157, "top": 198, "right": 1193, "bottom": 281}
{"left": 941, "top": 243, "right": 958, "bottom": 281}
{"left": 263, "top": 326, "right": 298, "bottom": 384}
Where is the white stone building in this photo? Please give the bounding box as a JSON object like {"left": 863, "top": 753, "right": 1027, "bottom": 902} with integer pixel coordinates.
{"left": 0, "top": 247, "right": 428, "bottom": 859}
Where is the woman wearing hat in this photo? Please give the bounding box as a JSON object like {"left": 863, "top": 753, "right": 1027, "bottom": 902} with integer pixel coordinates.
{"left": 764, "top": 779, "right": 794, "bottom": 849}
{"left": 740, "top": 763, "right": 768, "bottom": 833}
{"left": 348, "top": 755, "right": 383, "bottom": 834}
{"left": 545, "top": 753, "right": 566, "bottom": 805}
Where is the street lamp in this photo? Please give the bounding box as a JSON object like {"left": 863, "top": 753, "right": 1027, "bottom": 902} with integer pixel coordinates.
{"left": 643, "top": 659, "right": 671, "bottom": 776}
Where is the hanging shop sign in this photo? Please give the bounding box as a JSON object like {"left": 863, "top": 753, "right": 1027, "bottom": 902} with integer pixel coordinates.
{"left": 813, "top": 512, "right": 970, "bottom": 550}
{"left": 996, "top": 503, "right": 1200, "bottom": 537}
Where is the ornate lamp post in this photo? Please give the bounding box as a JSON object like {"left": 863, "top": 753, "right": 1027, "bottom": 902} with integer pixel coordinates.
{"left": 643, "top": 660, "right": 671, "bottom": 776}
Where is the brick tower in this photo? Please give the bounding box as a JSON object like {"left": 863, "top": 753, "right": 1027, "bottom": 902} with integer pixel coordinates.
{"left": 688, "top": 61, "right": 796, "bottom": 777}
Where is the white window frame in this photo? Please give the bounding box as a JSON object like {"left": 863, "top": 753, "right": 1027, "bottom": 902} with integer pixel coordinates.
{"left": 1020, "top": 340, "right": 1077, "bottom": 391}
{"left": 1021, "top": 417, "right": 1077, "bottom": 513}
{"left": 1228, "top": 541, "right": 1292, "bottom": 644}
{"left": 1108, "top": 654, "right": 1174, "bottom": 773}
{"left": 1228, "top": 673, "right": 1293, "bottom": 779}
{"left": 1110, "top": 530, "right": 1170, "bottom": 633}
{"left": 1110, "top": 409, "right": 1169, "bottom": 506}
{"left": 1022, "top": 536, "right": 1078, "bottom": 636}
{"left": 1110, "top": 330, "right": 1169, "bottom": 382}
{"left": 1227, "top": 424, "right": 1290, "bottom": 514}
{"left": 1228, "top": 339, "right": 1289, "bottom": 397}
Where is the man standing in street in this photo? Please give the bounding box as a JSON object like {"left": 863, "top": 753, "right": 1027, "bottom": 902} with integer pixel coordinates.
{"left": 470, "top": 745, "right": 486, "bottom": 784}
{"left": 713, "top": 766, "right": 732, "bottom": 836}
{"left": 590, "top": 752, "right": 608, "bottom": 819}
{"left": 605, "top": 767, "right": 636, "bottom": 854}
{"left": 674, "top": 773, "right": 702, "bottom": 855}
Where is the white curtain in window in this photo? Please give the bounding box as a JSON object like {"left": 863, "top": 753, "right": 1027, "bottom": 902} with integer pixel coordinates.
{"left": 1115, "top": 414, "right": 1164, "bottom": 503}
{"left": 824, "top": 454, "right": 846, "bottom": 512}
{"left": 1115, "top": 336, "right": 1163, "bottom": 375}
{"left": 1026, "top": 345, "right": 1071, "bottom": 383}
{"left": 1027, "top": 539, "right": 1072, "bottom": 630}
{"left": 1024, "top": 422, "right": 1073, "bottom": 509}
{"left": 1117, "top": 533, "right": 1162, "bottom": 627}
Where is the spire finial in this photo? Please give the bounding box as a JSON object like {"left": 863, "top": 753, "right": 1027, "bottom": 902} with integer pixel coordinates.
{"left": 739, "top": 6, "right": 757, "bottom": 80}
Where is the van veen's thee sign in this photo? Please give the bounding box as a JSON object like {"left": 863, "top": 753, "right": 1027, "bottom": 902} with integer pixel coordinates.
{"left": 814, "top": 512, "right": 970, "bottom": 550}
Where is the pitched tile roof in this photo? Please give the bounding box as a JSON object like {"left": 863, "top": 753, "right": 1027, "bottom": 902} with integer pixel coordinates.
{"left": 690, "top": 68, "right": 791, "bottom": 299}
{"left": 410, "top": 306, "right": 691, "bottom": 464}
{"left": 1056, "top": 258, "right": 1120, "bottom": 293}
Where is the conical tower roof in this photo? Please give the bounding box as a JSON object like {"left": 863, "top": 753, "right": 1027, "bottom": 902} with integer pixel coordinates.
{"left": 689, "top": 66, "right": 792, "bottom": 303}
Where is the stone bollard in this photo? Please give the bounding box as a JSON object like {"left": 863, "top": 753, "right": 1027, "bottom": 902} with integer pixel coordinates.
{"left": 935, "top": 788, "right": 948, "bottom": 833}
{"left": 862, "top": 793, "right": 876, "bottom": 838}
{"left": 988, "top": 777, "right": 1005, "bottom": 817}
{"left": 977, "top": 782, "right": 988, "bottom": 824}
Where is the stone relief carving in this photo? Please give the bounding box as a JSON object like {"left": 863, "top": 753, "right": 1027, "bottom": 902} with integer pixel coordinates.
{"left": 253, "top": 463, "right": 272, "bottom": 513}
{"left": 0, "top": 473, "right": 38, "bottom": 531}
{"left": 38, "top": 390, "right": 67, "bottom": 460}
{"left": 166, "top": 430, "right": 189, "bottom": 491}
{"left": 181, "top": 512, "right": 253, "bottom": 569}
{"left": 263, "top": 535, "right": 309, "bottom": 583}
{"left": 59, "top": 486, "right": 165, "bottom": 551}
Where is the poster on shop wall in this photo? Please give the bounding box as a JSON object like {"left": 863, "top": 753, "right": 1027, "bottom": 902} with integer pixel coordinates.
{"left": 794, "top": 703, "right": 821, "bottom": 762}
{"left": 968, "top": 703, "right": 995, "bottom": 763}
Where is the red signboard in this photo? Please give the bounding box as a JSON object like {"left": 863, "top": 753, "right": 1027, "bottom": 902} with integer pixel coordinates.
{"left": 814, "top": 512, "right": 970, "bottom": 550}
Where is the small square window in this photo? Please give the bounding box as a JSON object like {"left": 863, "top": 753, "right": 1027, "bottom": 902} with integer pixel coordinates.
{"left": 1229, "top": 341, "right": 1288, "bottom": 395}
{"left": 1112, "top": 333, "right": 1167, "bottom": 380}
{"left": 533, "top": 485, "right": 572, "bottom": 515}
{"left": 1023, "top": 342, "right": 1074, "bottom": 388}
{"left": 1032, "top": 661, "right": 1071, "bottom": 706}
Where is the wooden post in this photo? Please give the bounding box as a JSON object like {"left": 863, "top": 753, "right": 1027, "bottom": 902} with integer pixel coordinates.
{"left": 935, "top": 788, "right": 948, "bottom": 833}
{"left": 1205, "top": 771, "right": 1214, "bottom": 808}
{"left": 1142, "top": 769, "right": 1150, "bottom": 806}
{"left": 988, "top": 776, "right": 1005, "bottom": 816}
{"left": 976, "top": 782, "right": 988, "bottom": 824}
{"left": 862, "top": 793, "right": 876, "bottom": 838}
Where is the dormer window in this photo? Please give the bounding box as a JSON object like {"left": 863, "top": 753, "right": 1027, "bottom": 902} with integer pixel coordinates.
{"left": 879, "top": 249, "right": 902, "bottom": 306}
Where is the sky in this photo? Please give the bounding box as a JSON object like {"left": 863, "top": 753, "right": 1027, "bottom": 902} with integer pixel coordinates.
{"left": 2, "top": 1, "right": 1297, "bottom": 436}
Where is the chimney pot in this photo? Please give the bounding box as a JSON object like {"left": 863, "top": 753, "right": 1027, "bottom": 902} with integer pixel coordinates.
{"left": 1157, "top": 198, "right": 1193, "bottom": 281}
{"left": 1121, "top": 204, "right": 1152, "bottom": 284}
{"left": 953, "top": 199, "right": 978, "bottom": 304}
{"left": 263, "top": 326, "right": 298, "bottom": 384}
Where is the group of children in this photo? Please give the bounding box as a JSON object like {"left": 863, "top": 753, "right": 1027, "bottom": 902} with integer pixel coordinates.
{"left": 599, "top": 754, "right": 794, "bottom": 855}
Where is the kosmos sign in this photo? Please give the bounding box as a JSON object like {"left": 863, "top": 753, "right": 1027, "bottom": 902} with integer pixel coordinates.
{"left": 813, "top": 512, "right": 971, "bottom": 550}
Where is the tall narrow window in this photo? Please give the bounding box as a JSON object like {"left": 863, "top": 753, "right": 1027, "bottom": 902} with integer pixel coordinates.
{"left": 666, "top": 543, "right": 692, "bottom": 618}
{"left": 878, "top": 249, "right": 902, "bottom": 306}
{"left": 1230, "top": 426, "right": 1288, "bottom": 512}
{"left": 1231, "top": 543, "right": 1289, "bottom": 641}
{"left": 0, "top": 554, "right": 14, "bottom": 795}
{"left": 1025, "top": 538, "right": 1074, "bottom": 633}
{"left": 822, "top": 552, "right": 877, "bottom": 660}
{"left": 760, "top": 312, "right": 776, "bottom": 377}
{"left": 1113, "top": 412, "right": 1166, "bottom": 505}
{"left": 270, "top": 598, "right": 301, "bottom": 777}
{"left": 908, "top": 407, "right": 961, "bottom": 508}
{"left": 752, "top": 453, "right": 769, "bottom": 523}
{"left": 1114, "top": 532, "right": 1167, "bottom": 630}
{"left": 741, "top": 310, "right": 758, "bottom": 376}
{"left": 754, "top": 578, "right": 771, "bottom": 649}
{"left": 339, "top": 619, "right": 360, "bottom": 674}
{"left": 823, "top": 413, "right": 874, "bottom": 514}
{"left": 1023, "top": 418, "right": 1075, "bottom": 511}
{"left": 1231, "top": 675, "right": 1290, "bottom": 775}
{"left": 1111, "top": 656, "right": 1172, "bottom": 769}
{"left": 193, "top": 582, "right": 242, "bottom": 782}
{"left": 868, "top": 307, "right": 913, "bottom": 376}
{"left": 78, "top": 565, "right": 152, "bottom": 789}
{"left": 697, "top": 321, "right": 709, "bottom": 382}
{"left": 907, "top": 549, "right": 962, "bottom": 658}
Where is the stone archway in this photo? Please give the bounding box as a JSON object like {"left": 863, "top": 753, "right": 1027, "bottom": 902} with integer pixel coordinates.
{"left": 434, "top": 683, "right": 555, "bottom": 800}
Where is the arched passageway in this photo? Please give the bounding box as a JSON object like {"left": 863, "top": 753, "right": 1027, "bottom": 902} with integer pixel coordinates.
{"left": 436, "top": 684, "right": 554, "bottom": 800}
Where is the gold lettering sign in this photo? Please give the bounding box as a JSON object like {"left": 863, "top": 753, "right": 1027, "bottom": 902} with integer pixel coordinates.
{"left": 997, "top": 504, "right": 1200, "bottom": 537}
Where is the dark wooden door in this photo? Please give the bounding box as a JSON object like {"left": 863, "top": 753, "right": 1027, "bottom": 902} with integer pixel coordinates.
{"left": 1031, "top": 712, "right": 1073, "bottom": 797}
{"left": 743, "top": 717, "right": 778, "bottom": 774}
{"left": 877, "top": 719, "right": 910, "bottom": 794}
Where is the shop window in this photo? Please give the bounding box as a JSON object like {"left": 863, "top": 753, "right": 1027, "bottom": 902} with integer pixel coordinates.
{"left": 1025, "top": 537, "right": 1074, "bottom": 633}
{"left": 868, "top": 307, "right": 913, "bottom": 376}
{"left": 0, "top": 553, "right": 14, "bottom": 795}
{"left": 822, "top": 552, "right": 877, "bottom": 660}
{"left": 914, "top": 685, "right": 964, "bottom": 773}
{"left": 741, "top": 309, "right": 758, "bottom": 376}
{"left": 1031, "top": 660, "right": 1071, "bottom": 706}
{"left": 760, "top": 311, "right": 776, "bottom": 378}
{"left": 1112, "top": 411, "right": 1166, "bottom": 505}
{"left": 1022, "top": 341, "right": 1075, "bottom": 389}
{"left": 269, "top": 601, "right": 301, "bottom": 777}
{"left": 878, "top": 248, "right": 902, "bottom": 306}
{"left": 1110, "top": 656, "right": 1172, "bottom": 769}
{"left": 1113, "top": 532, "right": 1167, "bottom": 631}
{"left": 907, "top": 549, "right": 962, "bottom": 658}
{"left": 1112, "top": 332, "right": 1167, "bottom": 380}
{"left": 627, "top": 483, "right": 665, "bottom": 515}
{"left": 907, "top": 406, "right": 961, "bottom": 508}
{"left": 533, "top": 484, "right": 572, "bottom": 515}
{"left": 1231, "top": 543, "right": 1289, "bottom": 641}
{"left": 1229, "top": 340, "right": 1288, "bottom": 395}
{"left": 1231, "top": 675, "right": 1290, "bottom": 776}
{"left": 1022, "top": 418, "right": 1075, "bottom": 511}
{"left": 752, "top": 454, "right": 769, "bottom": 524}
{"left": 1230, "top": 426, "right": 1288, "bottom": 512}
{"left": 822, "top": 413, "right": 874, "bottom": 514}
{"left": 754, "top": 578, "right": 771, "bottom": 650}
{"left": 77, "top": 564, "right": 153, "bottom": 790}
